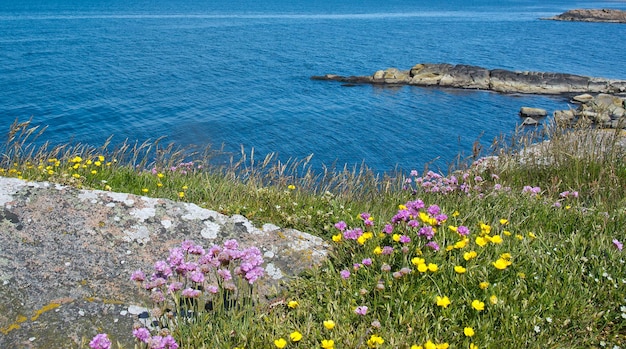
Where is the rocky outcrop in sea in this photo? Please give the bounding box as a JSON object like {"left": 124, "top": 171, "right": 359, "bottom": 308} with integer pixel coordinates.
{"left": 312, "top": 63, "right": 626, "bottom": 95}
{"left": 544, "top": 9, "right": 626, "bottom": 23}
{"left": 554, "top": 93, "right": 626, "bottom": 128}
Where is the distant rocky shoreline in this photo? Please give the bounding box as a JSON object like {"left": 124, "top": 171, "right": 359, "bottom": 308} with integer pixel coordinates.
{"left": 543, "top": 9, "right": 626, "bottom": 23}
{"left": 311, "top": 63, "right": 626, "bottom": 95}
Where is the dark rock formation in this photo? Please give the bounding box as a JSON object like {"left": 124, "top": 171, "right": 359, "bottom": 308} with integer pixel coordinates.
{"left": 0, "top": 178, "right": 329, "bottom": 348}
{"left": 312, "top": 63, "right": 626, "bottom": 95}
{"left": 545, "top": 9, "right": 626, "bottom": 23}
{"left": 554, "top": 93, "right": 626, "bottom": 128}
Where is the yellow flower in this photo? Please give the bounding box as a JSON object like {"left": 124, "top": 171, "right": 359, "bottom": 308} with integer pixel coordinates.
{"left": 454, "top": 239, "right": 468, "bottom": 249}
{"left": 411, "top": 257, "right": 425, "bottom": 266}
{"left": 287, "top": 301, "right": 298, "bottom": 309}
{"left": 141, "top": 188, "right": 149, "bottom": 193}
{"left": 427, "top": 263, "right": 438, "bottom": 272}
{"left": 411, "top": 346, "right": 423, "bottom": 349}
{"left": 517, "top": 272, "right": 526, "bottom": 279}
{"left": 331, "top": 234, "right": 342, "bottom": 242}
{"left": 72, "top": 173, "right": 80, "bottom": 179}
{"left": 70, "top": 156, "right": 82, "bottom": 163}
{"left": 471, "top": 299, "right": 485, "bottom": 311}
{"left": 290, "top": 331, "right": 302, "bottom": 342}
{"left": 503, "top": 230, "right": 512, "bottom": 236}
{"left": 446, "top": 245, "right": 454, "bottom": 252}
{"left": 157, "top": 183, "right": 163, "bottom": 187}
{"left": 321, "top": 339, "right": 335, "bottom": 349}
{"left": 367, "top": 334, "right": 384, "bottom": 348}
{"left": 274, "top": 338, "right": 287, "bottom": 348}
{"left": 157, "top": 173, "right": 164, "bottom": 178}
{"left": 490, "top": 295, "right": 498, "bottom": 304}
{"left": 424, "top": 340, "right": 436, "bottom": 349}
{"left": 464, "top": 251, "right": 477, "bottom": 261}
{"left": 357, "top": 235, "right": 367, "bottom": 245}
{"left": 91, "top": 170, "right": 97, "bottom": 175}
{"left": 454, "top": 265, "right": 467, "bottom": 274}
{"left": 491, "top": 235, "right": 503, "bottom": 244}
{"left": 392, "top": 234, "right": 401, "bottom": 242}
{"left": 373, "top": 246, "right": 383, "bottom": 255}
{"left": 479, "top": 223, "right": 491, "bottom": 234}
{"left": 492, "top": 258, "right": 510, "bottom": 270}
{"left": 528, "top": 232, "right": 537, "bottom": 239}
{"left": 98, "top": 155, "right": 105, "bottom": 162}
{"left": 104, "top": 185, "right": 112, "bottom": 191}
{"left": 288, "top": 184, "right": 296, "bottom": 190}
{"left": 94, "top": 161, "right": 102, "bottom": 166}
{"left": 182, "top": 185, "right": 188, "bottom": 190}
{"left": 464, "top": 327, "right": 475, "bottom": 337}
{"left": 475, "top": 236, "right": 488, "bottom": 247}
{"left": 470, "top": 344, "right": 478, "bottom": 349}
{"left": 515, "top": 234, "right": 524, "bottom": 240}
{"left": 448, "top": 225, "right": 458, "bottom": 233}
{"left": 436, "top": 296, "right": 451, "bottom": 308}
{"left": 323, "top": 320, "right": 335, "bottom": 330}
{"left": 72, "top": 163, "right": 80, "bottom": 170}
{"left": 499, "top": 218, "right": 509, "bottom": 225}
{"left": 178, "top": 192, "right": 185, "bottom": 198}
{"left": 436, "top": 344, "right": 449, "bottom": 349}
{"left": 479, "top": 281, "right": 489, "bottom": 290}
{"left": 417, "top": 263, "right": 428, "bottom": 273}
{"left": 500, "top": 253, "right": 511, "bottom": 260}
{"left": 86, "top": 159, "right": 93, "bottom": 165}
{"left": 398, "top": 204, "right": 407, "bottom": 210}
{"left": 452, "top": 210, "right": 460, "bottom": 217}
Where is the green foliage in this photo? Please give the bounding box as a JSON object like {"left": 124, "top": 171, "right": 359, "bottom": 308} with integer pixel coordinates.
{"left": 2, "top": 119, "right": 625, "bottom": 348}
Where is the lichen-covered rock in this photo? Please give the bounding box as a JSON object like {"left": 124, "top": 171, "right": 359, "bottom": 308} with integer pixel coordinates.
{"left": 545, "top": 9, "right": 626, "bottom": 23}
{"left": 0, "top": 177, "right": 329, "bottom": 348}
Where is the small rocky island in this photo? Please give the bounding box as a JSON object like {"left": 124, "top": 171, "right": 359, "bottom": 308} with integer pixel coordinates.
{"left": 544, "top": 9, "right": 626, "bottom": 23}
{"left": 312, "top": 63, "right": 626, "bottom": 95}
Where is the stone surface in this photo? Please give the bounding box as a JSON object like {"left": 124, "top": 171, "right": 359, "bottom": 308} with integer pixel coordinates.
{"left": 0, "top": 177, "right": 329, "bottom": 348}
{"left": 521, "top": 117, "right": 540, "bottom": 126}
{"left": 312, "top": 63, "right": 626, "bottom": 95}
{"left": 519, "top": 107, "right": 548, "bottom": 118}
{"left": 545, "top": 9, "right": 626, "bottom": 23}
{"left": 554, "top": 93, "right": 626, "bottom": 129}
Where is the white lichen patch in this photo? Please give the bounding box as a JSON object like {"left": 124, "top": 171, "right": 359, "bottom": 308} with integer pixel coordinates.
{"left": 200, "top": 220, "right": 220, "bottom": 240}
{"left": 265, "top": 263, "right": 284, "bottom": 280}
{"left": 122, "top": 225, "right": 151, "bottom": 244}
{"left": 106, "top": 192, "right": 135, "bottom": 206}
{"left": 262, "top": 223, "right": 281, "bottom": 232}
{"left": 232, "top": 214, "right": 262, "bottom": 235}
{"left": 0, "top": 177, "right": 26, "bottom": 206}
{"left": 161, "top": 220, "right": 172, "bottom": 229}
{"left": 181, "top": 203, "right": 212, "bottom": 220}
{"left": 130, "top": 207, "right": 156, "bottom": 222}
{"left": 264, "top": 251, "right": 276, "bottom": 259}
{"left": 77, "top": 190, "right": 99, "bottom": 201}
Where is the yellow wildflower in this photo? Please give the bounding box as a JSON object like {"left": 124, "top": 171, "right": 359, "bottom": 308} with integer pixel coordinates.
{"left": 471, "top": 299, "right": 485, "bottom": 311}
{"left": 479, "top": 281, "right": 489, "bottom": 290}
{"left": 392, "top": 234, "right": 401, "bottom": 242}
{"left": 424, "top": 341, "right": 437, "bottom": 349}
{"left": 373, "top": 246, "right": 382, "bottom": 255}
{"left": 287, "top": 301, "right": 298, "bottom": 309}
{"left": 454, "top": 265, "right": 467, "bottom": 274}
{"left": 448, "top": 225, "right": 458, "bottom": 233}
{"left": 427, "top": 263, "right": 438, "bottom": 272}
{"left": 470, "top": 344, "right": 478, "bottom": 349}
{"left": 411, "top": 257, "right": 425, "bottom": 266}
{"left": 367, "top": 334, "right": 384, "bottom": 348}
{"left": 323, "top": 320, "right": 335, "bottom": 330}
{"left": 528, "top": 232, "right": 537, "bottom": 239}
{"left": 515, "top": 234, "right": 524, "bottom": 240}
{"left": 290, "top": 331, "right": 302, "bottom": 342}
{"left": 492, "top": 258, "right": 510, "bottom": 270}
{"left": 503, "top": 230, "right": 511, "bottom": 236}
{"left": 141, "top": 188, "right": 149, "bottom": 193}
{"left": 331, "top": 234, "right": 342, "bottom": 242}
{"left": 499, "top": 218, "right": 509, "bottom": 225}
{"left": 157, "top": 173, "right": 164, "bottom": 178}
{"left": 464, "top": 251, "right": 477, "bottom": 261}
{"left": 490, "top": 295, "right": 498, "bottom": 304}
{"left": 479, "top": 223, "right": 491, "bottom": 235}
{"left": 454, "top": 239, "right": 468, "bottom": 249}
{"left": 411, "top": 346, "right": 423, "bottom": 349}
{"left": 178, "top": 192, "right": 185, "bottom": 198}
{"left": 321, "top": 339, "right": 335, "bottom": 349}
{"left": 398, "top": 204, "right": 407, "bottom": 210}
{"left": 274, "top": 338, "right": 287, "bottom": 348}
{"left": 436, "top": 296, "right": 451, "bottom": 308}
{"left": 436, "top": 344, "right": 449, "bottom": 349}
{"left": 417, "top": 263, "right": 428, "bottom": 273}
{"left": 464, "top": 327, "right": 475, "bottom": 337}
{"left": 500, "top": 253, "right": 512, "bottom": 260}
{"left": 288, "top": 184, "right": 296, "bottom": 190}
{"left": 475, "top": 236, "right": 488, "bottom": 247}
{"left": 490, "top": 235, "right": 503, "bottom": 244}
{"left": 452, "top": 210, "right": 460, "bottom": 217}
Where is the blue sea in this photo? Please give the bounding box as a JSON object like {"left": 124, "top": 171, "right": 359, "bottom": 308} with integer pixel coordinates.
{"left": 1, "top": 0, "right": 626, "bottom": 174}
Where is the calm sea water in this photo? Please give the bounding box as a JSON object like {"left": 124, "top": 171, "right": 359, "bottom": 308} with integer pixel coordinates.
{"left": 1, "top": 0, "right": 626, "bottom": 173}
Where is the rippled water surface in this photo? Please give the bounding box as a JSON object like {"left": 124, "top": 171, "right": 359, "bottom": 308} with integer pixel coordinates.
{"left": 2, "top": 0, "right": 626, "bottom": 173}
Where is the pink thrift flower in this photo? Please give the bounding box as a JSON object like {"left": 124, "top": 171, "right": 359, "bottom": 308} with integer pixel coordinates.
{"left": 334, "top": 221, "right": 347, "bottom": 231}
{"left": 425, "top": 241, "right": 440, "bottom": 251}
{"left": 206, "top": 285, "right": 219, "bottom": 294}
{"left": 457, "top": 226, "right": 470, "bottom": 236}
{"left": 355, "top": 306, "right": 368, "bottom": 315}
{"left": 613, "top": 239, "right": 623, "bottom": 251}
{"left": 362, "top": 258, "right": 373, "bottom": 266}
{"left": 399, "top": 235, "right": 411, "bottom": 244}
{"left": 130, "top": 270, "right": 146, "bottom": 282}
{"left": 132, "top": 328, "right": 151, "bottom": 343}
{"left": 340, "top": 269, "right": 351, "bottom": 279}
{"left": 181, "top": 288, "right": 201, "bottom": 298}
{"left": 383, "top": 224, "right": 394, "bottom": 234}
{"left": 89, "top": 333, "right": 112, "bottom": 349}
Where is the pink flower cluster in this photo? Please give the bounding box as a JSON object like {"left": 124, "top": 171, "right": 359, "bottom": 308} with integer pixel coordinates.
{"left": 405, "top": 170, "right": 510, "bottom": 196}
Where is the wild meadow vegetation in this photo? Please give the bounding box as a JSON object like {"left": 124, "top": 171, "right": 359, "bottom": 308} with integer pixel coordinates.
{"left": 1, "top": 119, "right": 625, "bottom": 348}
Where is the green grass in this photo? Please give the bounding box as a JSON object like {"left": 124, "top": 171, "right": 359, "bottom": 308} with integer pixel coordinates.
{"left": 1, "top": 119, "right": 625, "bottom": 348}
